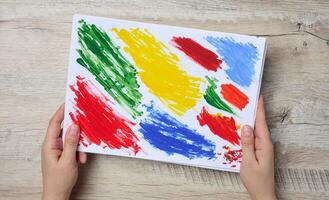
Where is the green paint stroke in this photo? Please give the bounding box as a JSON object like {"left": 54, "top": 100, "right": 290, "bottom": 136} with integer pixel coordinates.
{"left": 76, "top": 19, "right": 143, "bottom": 118}
{"left": 204, "top": 76, "right": 236, "bottom": 116}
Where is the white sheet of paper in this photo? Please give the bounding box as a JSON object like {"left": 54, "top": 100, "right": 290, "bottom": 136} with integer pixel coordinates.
{"left": 64, "top": 14, "right": 266, "bottom": 172}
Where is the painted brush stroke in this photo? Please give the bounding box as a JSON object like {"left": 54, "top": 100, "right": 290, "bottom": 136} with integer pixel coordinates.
{"left": 197, "top": 106, "right": 240, "bottom": 146}
{"left": 222, "top": 145, "right": 242, "bottom": 168}
{"left": 206, "top": 36, "right": 259, "bottom": 87}
{"left": 171, "top": 36, "right": 222, "bottom": 71}
{"left": 113, "top": 28, "right": 203, "bottom": 116}
{"left": 69, "top": 76, "right": 141, "bottom": 154}
{"left": 204, "top": 76, "right": 236, "bottom": 115}
{"left": 76, "top": 20, "right": 142, "bottom": 118}
{"left": 220, "top": 83, "right": 249, "bottom": 110}
{"left": 139, "top": 102, "right": 216, "bottom": 159}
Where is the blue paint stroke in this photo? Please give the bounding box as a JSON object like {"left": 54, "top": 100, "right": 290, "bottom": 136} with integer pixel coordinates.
{"left": 206, "top": 36, "right": 259, "bottom": 87}
{"left": 139, "top": 103, "right": 216, "bottom": 159}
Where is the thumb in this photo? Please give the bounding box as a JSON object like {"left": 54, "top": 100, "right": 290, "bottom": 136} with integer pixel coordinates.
{"left": 241, "top": 125, "right": 256, "bottom": 164}
{"left": 61, "top": 124, "right": 80, "bottom": 163}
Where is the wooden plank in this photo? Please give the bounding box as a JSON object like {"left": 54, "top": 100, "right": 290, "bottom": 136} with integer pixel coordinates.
{"left": 1, "top": 159, "right": 329, "bottom": 199}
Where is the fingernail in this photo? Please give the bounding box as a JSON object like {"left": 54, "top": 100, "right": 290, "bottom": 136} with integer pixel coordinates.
{"left": 242, "top": 125, "right": 252, "bottom": 137}
{"left": 70, "top": 124, "right": 79, "bottom": 136}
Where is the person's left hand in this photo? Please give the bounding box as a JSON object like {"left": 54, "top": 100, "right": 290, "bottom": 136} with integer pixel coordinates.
{"left": 41, "top": 104, "right": 87, "bottom": 200}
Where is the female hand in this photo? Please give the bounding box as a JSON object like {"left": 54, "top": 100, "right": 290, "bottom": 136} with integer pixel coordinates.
{"left": 240, "top": 96, "right": 277, "bottom": 200}
{"left": 41, "top": 104, "right": 87, "bottom": 200}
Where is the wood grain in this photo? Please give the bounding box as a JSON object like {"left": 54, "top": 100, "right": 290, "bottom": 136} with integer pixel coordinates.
{"left": 1, "top": 0, "right": 329, "bottom": 199}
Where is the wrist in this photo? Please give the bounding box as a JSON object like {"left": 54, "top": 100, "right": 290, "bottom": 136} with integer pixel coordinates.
{"left": 252, "top": 193, "right": 277, "bottom": 200}
{"left": 42, "top": 190, "right": 71, "bottom": 200}
{"left": 252, "top": 194, "right": 277, "bottom": 200}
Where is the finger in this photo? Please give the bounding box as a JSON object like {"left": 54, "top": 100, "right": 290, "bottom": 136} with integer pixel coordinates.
{"left": 45, "top": 104, "right": 65, "bottom": 143}
{"left": 241, "top": 125, "right": 257, "bottom": 164}
{"left": 56, "top": 137, "right": 63, "bottom": 150}
{"left": 60, "top": 124, "right": 80, "bottom": 164}
{"left": 254, "top": 96, "right": 274, "bottom": 162}
{"left": 78, "top": 152, "right": 87, "bottom": 164}
{"left": 255, "top": 96, "right": 271, "bottom": 142}
{"left": 42, "top": 132, "right": 64, "bottom": 163}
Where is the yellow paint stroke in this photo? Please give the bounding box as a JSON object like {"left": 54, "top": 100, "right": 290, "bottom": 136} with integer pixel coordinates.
{"left": 112, "top": 28, "right": 203, "bottom": 116}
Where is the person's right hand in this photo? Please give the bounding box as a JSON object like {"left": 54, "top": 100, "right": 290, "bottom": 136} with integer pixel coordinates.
{"left": 240, "top": 96, "right": 277, "bottom": 200}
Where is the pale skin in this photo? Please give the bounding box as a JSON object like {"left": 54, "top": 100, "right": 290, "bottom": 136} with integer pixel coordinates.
{"left": 240, "top": 96, "right": 277, "bottom": 200}
{"left": 41, "top": 104, "right": 87, "bottom": 200}
{"left": 41, "top": 96, "right": 276, "bottom": 200}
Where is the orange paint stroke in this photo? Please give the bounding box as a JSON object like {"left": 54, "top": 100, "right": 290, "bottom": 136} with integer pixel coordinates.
{"left": 112, "top": 28, "right": 203, "bottom": 116}
{"left": 220, "top": 83, "right": 249, "bottom": 110}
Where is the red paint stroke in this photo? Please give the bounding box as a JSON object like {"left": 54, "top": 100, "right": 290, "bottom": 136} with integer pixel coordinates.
{"left": 220, "top": 83, "right": 249, "bottom": 110}
{"left": 197, "top": 106, "right": 240, "bottom": 146}
{"left": 222, "top": 145, "right": 242, "bottom": 168}
{"left": 69, "top": 76, "right": 141, "bottom": 154}
{"left": 171, "top": 36, "right": 222, "bottom": 71}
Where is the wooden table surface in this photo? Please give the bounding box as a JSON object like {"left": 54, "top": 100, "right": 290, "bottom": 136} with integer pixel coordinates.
{"left": 1, "top": 1, "right": 329, "bottom": 199}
